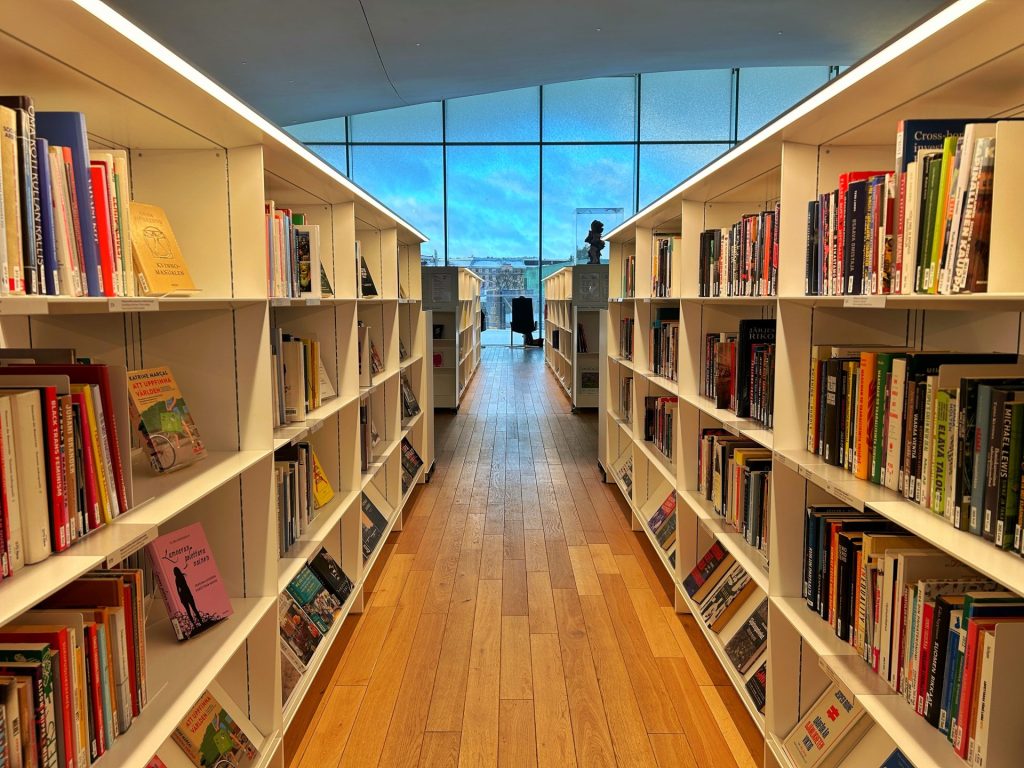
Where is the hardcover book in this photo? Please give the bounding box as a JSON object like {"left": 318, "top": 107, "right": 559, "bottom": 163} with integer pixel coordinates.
{"left": 127, "top": 366, "right": 207, "bottom": 473}
{"left": 359, "top": 255, "right": 378, "bottom": 297}
{"left": 783, "top": 683, "right": 869, "bottom": 768}
{"left": 683, "top": 541, "right": 730, "bottom": 603}
{"left": 278, "top": 592, "right": 320, "bottom": 668}
{"left": 361, "top": 494, "right": 388, "bottom": 561}
{"left": 307, "top": 548, "right": 354, "bottom": 606}
{"left": 285, "top": 566, "right": 341, "bottom": 634}
{"left": 128, "top": 201, "right": 197, "bottom": 295}
{"left": 724, "top": 598, "right": 768, "bottom": 674}
{"left": 146, "top": 523, "right": 233, "bottom": 641}
{"left": 880, "top": 748, "right": 913, "bottom": 768}
{"left": 172, "top": 687, "right": 257, "bottom": 768}
{"left": 745, "top": 661, "right": 767, "bottom": 713}
{"left": 699, "top": 561, "right": 755, "bottom": 633}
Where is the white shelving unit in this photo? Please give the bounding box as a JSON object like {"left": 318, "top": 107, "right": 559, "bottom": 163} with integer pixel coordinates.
{"left": 0, "top": 2, "right": 432, "bottom": 767}
{"left": 542, "top": 265, "right": 608, "bottom": 410}
{"left": 422, "top": 266, "right": 482, "bottom": 410}
{"left": 602, "top": 1, "right": 1024, "bottom": 766}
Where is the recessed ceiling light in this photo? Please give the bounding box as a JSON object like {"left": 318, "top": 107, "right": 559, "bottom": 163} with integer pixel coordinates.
{"left": 596, "top": 27, "right": 602, "bottom": 32}
{"left": 416, "top": 42, "right": 421, "bottom": 46}
{"left": 777, "top": 30, "right": 783, "bottom": 35}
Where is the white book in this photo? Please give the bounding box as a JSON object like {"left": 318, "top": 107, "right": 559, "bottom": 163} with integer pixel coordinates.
{"left": 0, "top": 677, "right": 22, "bottom": 768}
{"left": 318, "top": 357, "right": 337, "bottom": 400}
{"left": 106, "top": 607, "right": 133, "bottom": 733}
{"left": 969, "top": 629, "right": 996, "bottom": 767}
{"left": 282, "top": 340, "right": 306, "bottom": 423}
{"left": 953, "top": 137, "right": 995, "bottom": 294}
{"left": 919, "top": 374, "right": 937, "bottom": 506}
{"left": 109, "top": 150, "right": 135, "bottom": 297}
{"left": 5, "top": 390, "right": 49, "bottom": 564}
{"left": 884, "top": 357, "right": 907, "bottom": 490}
{"left": 904, "top": 149, "right": 942, "bottom": 294}
{"left": 47, "top": 151, "right": 76, "bottom": 297}
{"left": 0, "top": 395, "right": 24, "bottom": 572}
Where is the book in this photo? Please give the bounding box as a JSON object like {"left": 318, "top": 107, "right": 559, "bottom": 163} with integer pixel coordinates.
{"left": 724, "top": 598, "right": 768, "bottom": 674}
{"left": 310, "top": 449, "right": 334, "bottom": 510}
{"left": 127, "top": 367, "right": 207, "bottom": 474}
{"left": 277, "top": 592, "right": 320, "bottom": 669}
{"left": 782, "top": 683, "right": 869, "bottom": 767}
{"left": 285, "top": 566, "right": 341, "bottom": 634}
{"left": 745, "top": 661, "right": 767, "bottom": 714}
{"left": 146, "top": 523, "right": 233, "bottom": 641}
{"left": 361, "top": 494, "right": 388, "bottom": 561}
{"left": 128, "top": 202, "right": 197, "bottom": 295}
{"left": 879, "top": 748, "right": 913, "bottom": 767}
{"left": 172, "top": 686, "right": 257, "bottom": 768}
{"left": 683, "top": 542, "right": 730, "bottom": 604}
{"left": 699, "top": 561, "right": 755, "bottom": 633}
{"left": 307, "top": 548, "right": 354, "bottom": 606}
{"left": 359, "top": 255, "right": 378, "bottom": 297}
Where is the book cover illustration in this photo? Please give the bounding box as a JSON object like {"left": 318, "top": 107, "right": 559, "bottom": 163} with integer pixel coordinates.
{"left": 280, "top": 647, "right": 302, "bottom": 706}
{"left": 783, "top": 683, "right": 866, "bottom": 768}
{"left": 699, "top": 560, "right": 752, "bottom": 631}
{"left": 880, "top": 748, "right": 913, "bottom": 767}
{"left": 278, "top": 593, "right": 320, "bottom": 668}
{"left": 285, "top": 566, "right": 341, "bottom": 634}
{"left": 724, "top": 598, "right": 768, "bottom": 674}
{"left": 310, "top": 449, "right": 335, "bottom": 509}
{"left": 146, "top": 523, "right": 233, "bottom": 641}
{"left": 172, "top": 687, "right": 257, "bottom": 768}
{"left": 359, "top": 255, "right": 378, "bottom": 297}
{"left": 129, "top": 201, "right": 197, "bottom": 295}
{"left": 128, "top": 366, "right": 207, "bottom": 473}
{"left": 308, "top": 547, "right": 354, "bottom": 606}
{"left": 745, "top": 661, "right": 767, "bottom": 713}
{"left": 361, "top": 494, "right": 388, "bottom": 561}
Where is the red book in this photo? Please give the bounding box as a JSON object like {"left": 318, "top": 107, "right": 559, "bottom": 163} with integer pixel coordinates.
{"left": 0, "top": 626, "right": 75, "bottom": 767}
{"left": 837, "top": 170, "right": 890, "bottom": 295}
{"left": 83, "top": 622, "right": 105, "bottom": 757}
{"left": 88, "top": 165, "right": 116, "bottom": 297}
{"left": 70, "top": 390, "right": 102, "bottom": 532}
{"left": 915, "top": 601, "right": 935, "bottom": 715}
{"left": 119, "top": 582, "right": 139, "bottom": 717}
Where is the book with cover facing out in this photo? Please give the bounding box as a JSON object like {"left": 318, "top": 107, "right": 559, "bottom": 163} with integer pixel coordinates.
{"left": 172, "top": 686, "right": 257, "bottom": 768}
{"left": 783, "top": 683, "right": 868, "bottom": 768}
{"left": 285, "top": 566, "right": 341, "bottom": 634}
{"left": 699, "top": 561, "right": 755, "bottom": 633}
{"left": 745, "top": 661, "right": 767, "bottom": 713}
{"left": 128, "top": 202, "right": 197, "bottom": 295}
{"left": 127, "top": 366, "right": 207, "bottom": 473}
{"left": 683, "top": 541, "right": 730, "bottom": 604}
{"left": 361, "top": 494, "right": 388, "bottom": 561}
{"left": 146, "top": 523, "right": 232, "bottom": 641}
{"left": 724, "top": 598, "right": 768, "bottom": 674}
{"left": 359, "top": 255, "right": 378, "bottom": 297}
{"left": 307, "top": 548, "right": 354, "bottom": 606}
{"left": 278, "top": 592, "right": 320, "bottom": 669}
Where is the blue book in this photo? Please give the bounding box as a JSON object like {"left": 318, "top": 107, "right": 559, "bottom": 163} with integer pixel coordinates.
{"left": 34, "top": 138, "right": 59, "bottom": 295}
{"left": 35, "top": 112, "right": 102, "bottom": 296}
{"left": 93, "top": 623, "right": 114, "bottom": 748}
{"left": 938, "top": 615, "right": 963, "bottom": 735}
{"left": 880, "top": 747, "right": 913, "bottom": 767}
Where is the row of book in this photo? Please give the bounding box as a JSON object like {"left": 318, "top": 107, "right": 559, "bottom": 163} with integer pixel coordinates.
{"left": 274, "top": 442, "right": 336, "bottom": 557}
{"left": 0, "top": 354, "right": 207, "bottom": 576}
{"left": 618, "top": 317, "right": 634, "bottom": 360}
{"left": 270, "top": 329, "right": 338, "bottom": 428}
{"left": 279, "top": 547, "right": 354, "bottom": 706}
{"left": 400, "top": 438, "right": 423, "bottom": 495}
{"left": 802, "top": 506, "right": 1021, "bottom": 765}
{"left": 702, "top": 319, "right": 777, "bottom": 427}
{"left": 642, "top": 396, "right": 677, "bottom": 461}
{"left": 620, "top": 251, "right": 637, "bottom": 298}
{"left": 400, "top": 371, "right": 421, "bottom": 423}
{"left": 697, "top": 429, "right": 771, "bottom": 564}
{"left": 648, "top": 307, "right": 679, "bottom": 381}
{"left": 613, "top": 453, "right": 633, "bottom": 501}
{"left": 650, "top": 235, "right": 678, "bottom": 297}
{"left": 359, "top": 395, "right": 380, "bottom": 472}
{"left": 697, "top": 205, "right": 780, "bottom": 298}
{"left": 0, "top": 100, "right": 196, "bottom": 299}
{"left": 618, "top": 375, "right": 633, "bottom": 423}
{"left": 576, "top": 322, "right": 590, "bottom": 353}
{"left": 805, "top": 118, "right": 1006, "bottom": 296}
{"left": 806, "top": 350, "right": 1024, "bottom": 550}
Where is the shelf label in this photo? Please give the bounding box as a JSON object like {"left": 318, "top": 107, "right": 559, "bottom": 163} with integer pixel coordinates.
{"left": 723, "top": 421, "right": 741, "bottom": 437}
{"left": 305, "top": 297, "right": 321, "bottom": 306}
{"left": 826, "top": 482, "right": 862, "bottom": 511}
{"left": 105, "top": 528, "right": 157, "bottom": 567}
{"left": 775, "top": 452, "right": 799, "bottom": 473}
{"left": 270, "top": 297, "right": 291, "bottom": 307}
{"left": 309, "top": 420, "right": 324, "bottom": 435}
{"left": 0, "top": 297, "right": 48, "bottom": 315}
{"left": 843, "top": 295, "right": 886, "bottom": 308}
{"left": 109, "top": 297, "right": 158, "bottom": 312}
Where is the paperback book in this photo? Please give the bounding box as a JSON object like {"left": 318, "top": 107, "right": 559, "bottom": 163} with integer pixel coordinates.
{"left": 172, "top": 686, "right": 257, "bottom": 768}
{"left": 127, "top": 366, "right": 207, "bottom": 473}
{"left": 285, "top": 566, "right": 341, "bottom": 634}
{"left": 361, "top": 494, "right": 388, "bottom": 561}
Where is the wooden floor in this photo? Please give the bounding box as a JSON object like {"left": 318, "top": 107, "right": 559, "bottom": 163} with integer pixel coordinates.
{"left": 288, "top": 346, "right": 764, "bottom": 768}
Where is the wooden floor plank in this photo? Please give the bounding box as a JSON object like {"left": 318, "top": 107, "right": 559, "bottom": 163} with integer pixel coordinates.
{"left": 294, "top": 686, "right": 364, "bottom": 768}
{"left": 530, "top": 633, "right": 578, "bottom": 768}
{"left": 498, "top": 699, "right": 538, "bottom": 768}
{"left": 418, "top": 732, "right": 461, "bottom": 768}
{"left": 499, "top": 615, "right": 533, "bottom": 700}
{"left": 458, "top": 579, "right": 503, "bottom": 768}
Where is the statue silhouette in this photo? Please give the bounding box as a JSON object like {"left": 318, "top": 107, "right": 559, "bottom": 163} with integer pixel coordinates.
{"left": 174, "top": 566, "right": 203, "bottom": 625}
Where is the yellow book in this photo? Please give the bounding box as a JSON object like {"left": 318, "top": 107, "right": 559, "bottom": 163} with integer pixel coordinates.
{"left": 311, "top": 449, "right": 335, "bottom": 510}
{"left": 72, "top": 383, "right": 113, "bottom": 523}
{"left": 0, "top": 105, "right": 21, "bottom": 295}
{"left": 129, "top": 201, "right": 197, "bottom": 295}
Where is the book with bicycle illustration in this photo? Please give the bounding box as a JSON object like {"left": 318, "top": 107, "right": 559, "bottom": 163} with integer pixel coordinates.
{"left": 173, "top": 682, "right": 258, "bottom": 768}
{"left": 128, "top": 366, "right": 207, "bottom": 473}
{"left": 146, "top": 522, "right": 233, "bottom": 641}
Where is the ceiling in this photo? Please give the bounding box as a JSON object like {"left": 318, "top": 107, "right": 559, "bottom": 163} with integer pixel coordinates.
{"left": 106, "top": 0, "right": 948, "bottom": 126}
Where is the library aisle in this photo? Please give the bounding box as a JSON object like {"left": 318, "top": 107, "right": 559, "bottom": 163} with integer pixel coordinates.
{"left": 287, "top": 346, "right": 763, "bottom": 768}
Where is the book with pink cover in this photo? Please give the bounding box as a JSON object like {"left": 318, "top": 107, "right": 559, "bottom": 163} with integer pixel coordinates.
{"left": 146, "top": 522, "right": 233, "bottom": 641}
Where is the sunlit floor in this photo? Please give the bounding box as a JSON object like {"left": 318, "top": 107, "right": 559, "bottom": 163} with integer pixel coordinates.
{"left": 288, "top": 346, "right": 764, "bottom": 767}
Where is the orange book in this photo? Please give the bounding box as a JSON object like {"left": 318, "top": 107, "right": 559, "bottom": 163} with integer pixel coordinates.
{"left": 855, "top": 352, "right": 878, "bottom": 479}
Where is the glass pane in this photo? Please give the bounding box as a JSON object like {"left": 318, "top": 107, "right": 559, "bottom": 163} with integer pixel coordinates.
{"left": 639, "top": 143, "right": 728, "bottom": 209}
{"left": 350, "top": 145, "right": 444, "bottom": 259}
{"left": 285, "top": 117, "right": 346, "bottom": 143}
{"left": 306, "top": 144, "right": 348, "bottom": 176}
{"left": 542, "top": 145, "right": 633, "bottom": 267}
{"left": 640, "top": 70, "right": 733, "bottom": 141}
{"left": 737, "top": 66, "right": 829, "bottom": 138}
{"left": 542, "top": 77, "right": 636, "bottom": 142}
{"left": 446, "top": 87, "right": 540, "bottom": 142}
{"left": 350, "top": 102, "right": 443, "bottom": 142}
{"left": 446, "top": 146, "right": 540, "bottom": 343}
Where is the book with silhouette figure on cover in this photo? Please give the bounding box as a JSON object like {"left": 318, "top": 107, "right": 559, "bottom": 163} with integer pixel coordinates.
{"left": 146, "top": 523, "right": 232, "bottom": 641}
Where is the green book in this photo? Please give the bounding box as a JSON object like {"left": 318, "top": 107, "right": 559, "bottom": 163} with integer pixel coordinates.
{"left": 871, "top": 353, "right": 898, "bottom": 484}
{"left": 927, "top": 136, "right": 959, "bottom": 293}
{"left": 0, "top": 644, "right": 59, "bottom": 768}
{"left": 998, "top": 401, "right": 1024, "bottom": 548}
{"left": 916, "top": 154, "right": 944, "bottom": 292}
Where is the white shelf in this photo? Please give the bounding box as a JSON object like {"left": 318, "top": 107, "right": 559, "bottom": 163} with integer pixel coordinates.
{"left": 679, "top": 392, "right": 773, "bottom": 450}
{"left": 277, "top": 489, "right": 361, "bottom": 592}
{"left": 679, "top": 490, "right": 770, "bottom": 593}
{"left": 273, "top": 393, "right": 358, "bottom": 449}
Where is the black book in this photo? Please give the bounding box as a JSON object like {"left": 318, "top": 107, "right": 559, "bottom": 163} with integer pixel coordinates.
{"left": 308, "top": 547, "right": 355, "bottom": 605}
{"left": 360, "top": 255, "right": 378, "bottom": 296}
{"left": 643, "top": 396, "right": 658, "bottom": 441}
{"left": 822, "top": 358, "right": 854, "bottom": 466}
{"left": 724, "top": 598, "right": 768, "bottom": 674}
{"left": 805, "top": 199, "right": 819, "bottom": 295}
{"left": 983, "top": 389, "right": 1024, "bottom": 540}
{"left": 733, "top": 319, "right": 775, "bottom": 418}
{"left": 834, "top": 531, "right": 863, "bottom": 641}
{"left": 0, "top": 96, "right": 42, "bottom": 294}
{"left": 844, "top": 179, "right": 866, "bottom": 295}
{"left": 361, "top": 494, "right": 388, "bottom": 561}
{"left": 745, "top": 661, "right": 767, "bottom": 713}
{"left": 923, "top": 593, "right": 966, "bottom": 726}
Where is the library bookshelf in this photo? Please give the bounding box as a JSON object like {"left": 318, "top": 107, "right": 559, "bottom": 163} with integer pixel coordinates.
{"left": 602, "top": 1, "right": 1024, "bottom": 766}
{"left": 422, "top": 266, "right": 482, "bottom": 410}
{"left": 542, "top": 265, "right": 609, "bottom": 409}
{"left": 0, "top": 2, "right": 431, "bottom": 767}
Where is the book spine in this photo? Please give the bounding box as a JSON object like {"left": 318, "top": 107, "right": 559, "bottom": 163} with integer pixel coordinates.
{"left": 983, "top": 390, "right": 1009, "bottom": 541}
